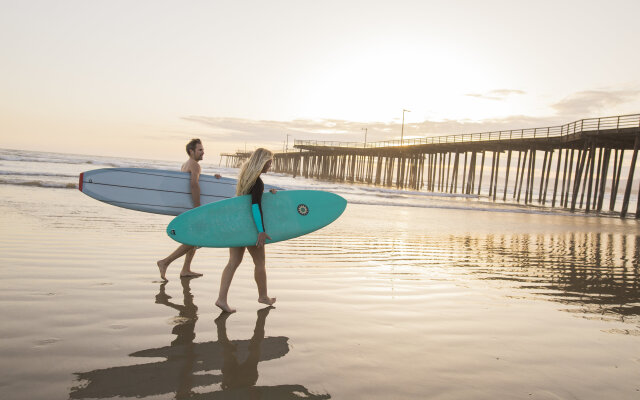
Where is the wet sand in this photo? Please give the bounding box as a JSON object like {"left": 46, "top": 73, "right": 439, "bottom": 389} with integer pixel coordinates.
{"left": 0, "top": 184, "right": 639, "bottom": 399}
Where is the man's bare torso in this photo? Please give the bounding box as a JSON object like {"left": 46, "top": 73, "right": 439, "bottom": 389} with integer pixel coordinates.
{"left": 181, "top": 159, "right": 201, "bottom": 175}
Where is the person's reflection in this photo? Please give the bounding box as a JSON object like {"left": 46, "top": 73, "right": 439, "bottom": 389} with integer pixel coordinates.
{"left": 70, "top": 282, "right": 329, "bottom": 399}
{"left": 155, "top": 278, "right": 199, "bottom": 398}
{"left": 216, "top": 306, "right": 272, "bottom": 391}
{"left": 155, "top": 279, "right": 198, "bottom": 345}
{"left": 204, "top": 307, "right": 331, "bottom": 400}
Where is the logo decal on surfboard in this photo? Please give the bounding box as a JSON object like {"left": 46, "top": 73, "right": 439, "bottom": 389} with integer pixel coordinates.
{"left": 297, "top": 204, "right": 309, "bottom": 216}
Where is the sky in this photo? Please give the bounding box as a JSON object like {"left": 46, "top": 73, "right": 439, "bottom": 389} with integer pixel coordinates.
{"left": 1, "top": 0, "right": 640, "bottom": 161}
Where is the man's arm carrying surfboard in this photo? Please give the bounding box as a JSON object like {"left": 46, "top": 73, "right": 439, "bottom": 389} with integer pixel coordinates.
{"left": 188, "top": 162, "right": 202, "bottom": 208}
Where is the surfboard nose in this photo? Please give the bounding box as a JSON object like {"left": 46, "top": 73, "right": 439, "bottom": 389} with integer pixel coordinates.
{"left": 323, "top": 191, "right": 348, "bottom": 216}
{"left": 296, "top": 191, "right": 347, "bottom": 229}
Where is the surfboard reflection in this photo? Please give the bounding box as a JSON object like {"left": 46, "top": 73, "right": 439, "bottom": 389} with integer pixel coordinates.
{"left": 69, "top": 279, "right": 330, "bottom": 399}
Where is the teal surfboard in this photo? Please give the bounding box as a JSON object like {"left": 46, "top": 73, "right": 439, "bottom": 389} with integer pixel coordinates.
{"left": 166, "top": 190, "right": 347, "bottom": 247}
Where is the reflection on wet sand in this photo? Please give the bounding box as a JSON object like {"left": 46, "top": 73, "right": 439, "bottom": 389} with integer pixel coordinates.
{"left": 70, "top": 278, "right": 330, "bottom": 399}
{"left": 297, "top": 230, "right": 640, "bottom": 323}
{"left": 459, "top": 232, "right": 640, "bottom": 322}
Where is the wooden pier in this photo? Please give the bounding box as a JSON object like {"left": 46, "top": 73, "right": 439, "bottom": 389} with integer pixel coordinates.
{"left": 224, "top": 114, "right": 640, "bottom": 218}
{"left": 219, "top": 151, "right": 252, "bottom": 168}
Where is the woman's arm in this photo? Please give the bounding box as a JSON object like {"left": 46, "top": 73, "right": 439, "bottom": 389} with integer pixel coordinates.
{"left": 250, "top": 178, "right": 265, "bottom": 233}
{"left": 250, "top": 178, "right": 271, "bottom": 247}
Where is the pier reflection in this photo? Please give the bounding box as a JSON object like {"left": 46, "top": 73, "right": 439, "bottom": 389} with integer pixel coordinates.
{"left": 291, "top": 229, "right": 640, "bottom": 323}
{"left": 70, "top": 278, "right": 330, "bottom": 399}
{"left": 464, "top": 232, "right": 640, "bottom": 322}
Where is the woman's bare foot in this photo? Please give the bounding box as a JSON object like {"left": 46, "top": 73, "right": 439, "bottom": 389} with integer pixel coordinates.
{"left": 156, "top": 260, "right": 169, "bottom": 281}
{"left": 180, "top": 271, "right": 203, "bottom": 278}
{"left": 214, "top": 311, "right": 232, "bottom": 324}
{"left": 258, "top": 296, "right": 276, "bottom": 306}
{"left": 215, "top": 299, "right": 236, "bottom": 313}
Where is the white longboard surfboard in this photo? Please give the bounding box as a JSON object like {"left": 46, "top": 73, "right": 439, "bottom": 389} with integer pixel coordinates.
{"left": 79, "top": 168, "right": 280, "bottom": 216}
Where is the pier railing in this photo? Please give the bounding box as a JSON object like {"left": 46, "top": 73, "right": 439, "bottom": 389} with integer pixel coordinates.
{"left": 295, "top": 114, "right": 640, "bottom": 149}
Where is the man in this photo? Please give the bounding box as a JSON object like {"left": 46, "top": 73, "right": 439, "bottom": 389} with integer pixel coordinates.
{"left": 157, "top": 138, "right": 220, "bottom": 281}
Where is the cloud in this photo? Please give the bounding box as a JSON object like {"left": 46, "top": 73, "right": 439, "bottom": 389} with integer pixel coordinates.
{"left": 466, "top": 89, "right": 526, "bottom": 101}
{"left": 183, "top": 116, "right": 363, "bottom": 138}
{"left": 180, "top": 116, "right": 380, "bottom": 152}
{"left": 181, "top": 88, "right": 639, "bottom": 153}
{"left": 182, "top": 115, "right": 411, "bottom": 142}
{"left": 551, "top": 89, "right": 640, "bottom": 116}
{"left": 180, "top": 114, "right": 571, "bottom": 150}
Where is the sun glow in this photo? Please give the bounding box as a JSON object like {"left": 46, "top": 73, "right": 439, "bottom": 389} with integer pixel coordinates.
{"left": 290, "top": 38, "right": 512, "bottom": 124}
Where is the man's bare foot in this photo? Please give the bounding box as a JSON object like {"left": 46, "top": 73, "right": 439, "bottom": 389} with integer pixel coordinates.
{"left": 180, "top": 271, "right": 203, "bottom": 278}
{"left": 215, "top": 299, "right": 236, "bottom": 313}
{"left": 157, "top": 260, "right": 169, "bottom": 281}
{"left": 258, "top": 296, "right": 276, "bottom": 306}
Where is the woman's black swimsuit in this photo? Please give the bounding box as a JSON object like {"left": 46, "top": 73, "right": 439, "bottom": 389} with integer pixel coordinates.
{"left": 249, "top": 177, "right": 265, "bottom": 233}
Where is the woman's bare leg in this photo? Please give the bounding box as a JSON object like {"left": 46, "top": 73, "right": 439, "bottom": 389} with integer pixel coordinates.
{"left": 216, "top": 247, "right": 245, "bottom": 313}
{"left": 247, "top": 246, "right": 276, "bottom": 306}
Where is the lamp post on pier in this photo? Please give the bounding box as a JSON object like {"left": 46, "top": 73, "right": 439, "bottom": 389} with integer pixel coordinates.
{"left": 401, "top": 109, "right": 411, "bottom": 146}
{"left": 361, "top": 127, "right": 368, "bottom": 148}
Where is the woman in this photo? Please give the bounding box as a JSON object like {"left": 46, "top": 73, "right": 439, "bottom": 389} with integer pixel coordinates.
{"left": 216, "top": 148, "right": 277, "bottom": 313}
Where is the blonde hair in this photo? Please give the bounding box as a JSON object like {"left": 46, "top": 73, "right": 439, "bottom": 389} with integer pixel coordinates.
{"left": 236, "top": 148, "right": 274, "bottom": 196}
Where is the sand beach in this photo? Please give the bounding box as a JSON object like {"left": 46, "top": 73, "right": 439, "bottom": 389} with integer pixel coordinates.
{"left": 0, "top": 149, "right": 639, "bottom": 399}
